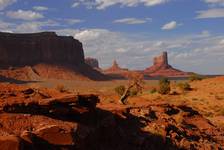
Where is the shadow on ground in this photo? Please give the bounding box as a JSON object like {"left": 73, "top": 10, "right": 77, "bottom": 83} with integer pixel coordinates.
{"left": 4, "top": 105, "right": 180, "bottom": 150}
{"left": 0, "top": 75, "right": 40, "bottom": 84}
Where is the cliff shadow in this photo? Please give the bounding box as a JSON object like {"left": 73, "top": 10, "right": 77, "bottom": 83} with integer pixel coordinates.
{"left": 0, "top": 75, "right": 40, "bottom": 84}
{"left": 3, "top": 104, "right": 180, "bottom": 150}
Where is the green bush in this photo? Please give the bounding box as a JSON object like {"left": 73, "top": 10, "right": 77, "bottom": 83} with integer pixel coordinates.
{"left": 129, "top": 88, "right": 138, "bottom": 97}
{"left": 189, "top": 73, "right": 204, "bottom": 82}
{"left": 150, "top": 88, "right": 157, "bottom": 94}
{"left": 114, "top": 85, "right": 126, "bottom": 96}
{"left": 177, "top": 82, "right": 191, "bottom": 91}
{"left": 158, "top": 78, "right": 170, "bottom": 95}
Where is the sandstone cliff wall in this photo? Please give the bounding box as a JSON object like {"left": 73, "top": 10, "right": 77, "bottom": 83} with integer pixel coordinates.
{"left": 0, "top": 32, "right": 84, "bottom": 67}
{"left": 153, "top": 51, "right": 168, "bottom": 67}
{"left": 85, "top": 57, "right": 99, "bottom": 68}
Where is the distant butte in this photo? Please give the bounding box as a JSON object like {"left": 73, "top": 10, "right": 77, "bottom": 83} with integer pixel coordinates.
{"left": 104, "top": 60, "right": 128, "bottom": 73}
{"left": 144, "top": 51, "right": 189, "bottom": 77}
{"left": 85, "top": 57, "right": 100, "bottom": 69}
{"left": 103, "top": 60, "right": 129, "bottom": 79}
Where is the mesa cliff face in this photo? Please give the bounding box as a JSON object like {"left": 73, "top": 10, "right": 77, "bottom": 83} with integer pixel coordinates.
{"left": 85, "top": 57, "right": 100, "bottom": 69}
{"left": 0, "top": 32, "right": 107, "bottom": 80}
{"left": 0, "top": 32, "right": 84, "bottom": 67}
{"left": 144, "top": 52, "right": 189, "bottom": 77}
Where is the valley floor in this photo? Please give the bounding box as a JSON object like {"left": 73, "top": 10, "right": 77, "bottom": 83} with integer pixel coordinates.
{"left": 0, "top": 76, "right": 223, "bottom": 149}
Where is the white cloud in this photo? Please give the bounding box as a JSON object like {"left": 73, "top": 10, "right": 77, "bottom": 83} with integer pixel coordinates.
{"left": 74, "top": 29, "right": 114, "bottom": 41}
{"left": 196, "top": 8, "right": 224, "bottom": 18}
{"left": 74, "top": 0, "right": 169, "bottom": 10}
{"left": 71, "top": 2, "right": 80, "bottom": 8}
{"left": 204, "top": 0, "right": 224, "bottom": 6}
{"left": 33, "top": 6, "right": 48, "bottom": 11}
{"left": 161, "top": 21, "right": 178, "bottom": 30}
{"left": 0, "top": 19, "right": 59, "bottom": 33}
{"left": 6, "top": 10, "right": 44, "bottom": 20}
{"left": 113, "top": 18, "right": 151, "bottom": 24}
{"left": 220, "top": 39, "right": 224, "bottom": 44}
{"left": 116, "top": 48, "right": 127, "bottom": 53}
{"left": 199, "top": 30, "right": 211, "bottom": 37}
{"left": 0, "top": 20, "right": 13, "bottom": 30}
{"left": 15, "top": 22, "right": 42, "bottom": 33}
{"left": 0, "top": 0, "right": 16, "bottom": 10}
{"left": 64, "top": 19, "right": 84, "bottom": 25}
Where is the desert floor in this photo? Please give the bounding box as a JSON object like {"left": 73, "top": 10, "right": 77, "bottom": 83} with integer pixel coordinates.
{"left": 24, "top": 77, "right": 224, "bottom": 129}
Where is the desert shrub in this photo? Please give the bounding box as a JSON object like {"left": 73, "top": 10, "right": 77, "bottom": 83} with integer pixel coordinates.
{"left": 115, "top": 85, "right": 126, "bottom": 96}
{"left": 129, "top": 88, "right": 138, "bottom": 97}
{"left": 158, "top": 78, "right": 170, "bottom": 95}
{"left": 150, "top": 88, "right": 157, "bottom": 94}
{"left": 177, "top": 82, "right": 191, "bottom": 91}
{"left": 189, "top": 73, "right": 204, "bottom": 82}
{"left": 219, "top": 109, "right": 224, "bottom": 116}
{"left": 56, "top": 84, "right": 67, "bottom": 93}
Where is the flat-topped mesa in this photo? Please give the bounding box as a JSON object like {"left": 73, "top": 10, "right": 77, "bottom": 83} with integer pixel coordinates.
{"left": 0, "top": 31, "right": 108, "bottom": 80}
{"left": 144, "top": 51, "right": 189, "bottom": 77}
{"left": 0, "top": 31, "right": 84, "bottom": 67}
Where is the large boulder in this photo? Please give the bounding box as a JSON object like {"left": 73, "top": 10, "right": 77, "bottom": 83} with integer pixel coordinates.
{"left": 0, "top": 135, "right": 24, "bottom": 150}
{"left": 34, "top": 125, "right": 75, "bottom": 146}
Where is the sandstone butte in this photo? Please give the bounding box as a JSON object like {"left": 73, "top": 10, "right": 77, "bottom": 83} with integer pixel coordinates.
{"left": 103, "top": 60, "right": 130, "bottom": 79}
{"left": 0, "top": 31, "right": 107, "bottom": 81}
{"left": 85, "top": 57, "right": 100, "bottom": 69}
{"left": 144, "top": 52, "right": 189, "bottom": 77}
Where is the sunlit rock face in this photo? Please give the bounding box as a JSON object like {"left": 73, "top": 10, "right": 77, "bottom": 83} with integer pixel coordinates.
{"left": 144, "top": 51, "right": 189, "bottom": 77}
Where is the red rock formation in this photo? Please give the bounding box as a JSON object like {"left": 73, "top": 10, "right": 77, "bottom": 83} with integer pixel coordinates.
{"left": 0, "top": 32, "right": 107, "bottom": 80}
{"left": 85, "top": 57, "right": 100, "bottom": 69}
{"left": 144, "top": 52, "right": 189, "bottom": 77}
{"left": 0, "top": 32, "right": 84, "bottom": 67}
{"left": 103, "top": 60, "right": 130, "bottom": 79}
{"left": 104, "top": 60, "right": 130, "bottom": 73}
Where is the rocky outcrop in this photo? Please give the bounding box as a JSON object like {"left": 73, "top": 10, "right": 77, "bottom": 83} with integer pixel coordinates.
{"left": 85, "top": 57, "right": 100, "bottom": 69}
{"left": 0, "top": 32, "right": 107, "bottom": 81}
{"left": 104, "top": 60, "right": 128, "bottom": 73}
{"left": 0, "top": 84, "right": 223, "bottom": 149}
{"left": 103, "top": 60, "right": 130, "bottom": 79}
{"left": 0, "top": 136, "right": 23, "bottom": 150}
{"left": 144, "top": 52, "right": 189, "bottom": 77}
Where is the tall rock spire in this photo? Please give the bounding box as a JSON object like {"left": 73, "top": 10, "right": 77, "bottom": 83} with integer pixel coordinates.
{"left": 144, "top": 51, "right": 189, "bottom": 77}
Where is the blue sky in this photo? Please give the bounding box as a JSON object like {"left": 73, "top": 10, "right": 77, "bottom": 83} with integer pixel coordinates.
{"left": 0, "top": 0, "right": 224, "bottom": 74}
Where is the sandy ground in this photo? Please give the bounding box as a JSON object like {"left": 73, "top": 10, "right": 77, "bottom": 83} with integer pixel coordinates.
{"left": 23, "top": 77, "right": 224, "bottom": 129}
